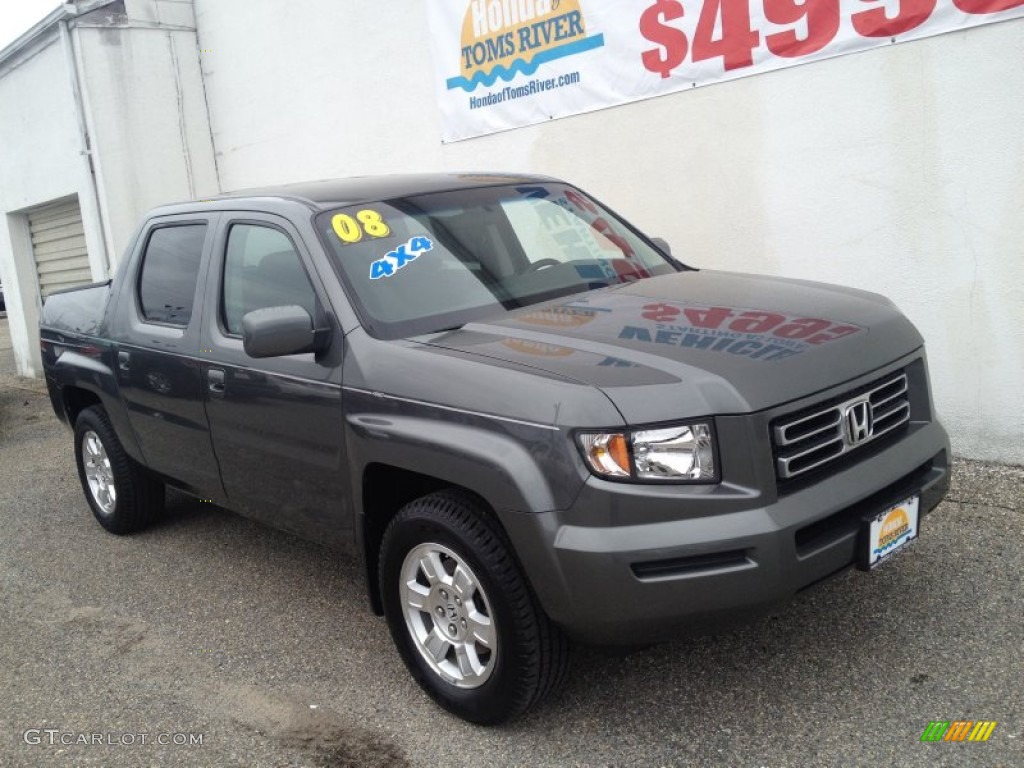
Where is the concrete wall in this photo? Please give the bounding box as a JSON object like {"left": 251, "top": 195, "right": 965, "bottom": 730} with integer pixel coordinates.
{"left": 194, "top": 1, "right": 1023, "bottom": 464}
{"left": 78, "top": 0, "right": 219, "bottom": 255}
{"left": 0, "top": 0, "right": 218, "bottom": 377}
{"left": 0, "top": 33, "right": 101, "bottom": 377}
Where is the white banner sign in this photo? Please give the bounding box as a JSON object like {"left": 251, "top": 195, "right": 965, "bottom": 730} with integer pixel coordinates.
{"left": 427, "top": 0, "right": 1024, "bottom": 141}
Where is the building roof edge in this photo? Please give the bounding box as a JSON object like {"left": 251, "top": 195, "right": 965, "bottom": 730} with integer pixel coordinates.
{"left": 0, "top": 1, "right": 118, "bottom": 72}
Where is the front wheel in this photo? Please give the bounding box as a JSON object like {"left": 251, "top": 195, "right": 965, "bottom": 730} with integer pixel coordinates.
{"left": 379, "top": 491, "right": 568, "bottom": 724}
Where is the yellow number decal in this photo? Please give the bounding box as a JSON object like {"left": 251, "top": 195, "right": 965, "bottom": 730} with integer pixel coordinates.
{"left": 332, "top": 210, "right": 391, "bottom": 244}
{"left": 331, "top": 214, "right": 362, "bottom": 244}
{"left": 357, "top": 209, "right": 391, "bottom": 238}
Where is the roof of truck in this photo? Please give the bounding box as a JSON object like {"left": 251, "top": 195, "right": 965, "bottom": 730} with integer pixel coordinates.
{"left": 210, "top": 172, "right": 557, "bottom": 210}
{"left": 145, "top": 172, "right": 564, "bottom": 219}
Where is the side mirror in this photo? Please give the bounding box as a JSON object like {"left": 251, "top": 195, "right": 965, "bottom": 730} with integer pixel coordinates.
{"left": 242, "top": 305, "right": 322, "bottom": 358}
{"left": 651, "top": 237, "right": 672, "bottom": 256}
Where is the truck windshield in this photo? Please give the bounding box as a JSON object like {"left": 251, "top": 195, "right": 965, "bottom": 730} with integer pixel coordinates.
{"left": 316, "top": 182, "right": 682, "bottom": 338}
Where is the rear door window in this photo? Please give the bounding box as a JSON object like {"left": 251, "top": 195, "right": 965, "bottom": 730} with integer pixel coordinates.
{"left": 138, "top": 224, "right": 207, "bottom": 326}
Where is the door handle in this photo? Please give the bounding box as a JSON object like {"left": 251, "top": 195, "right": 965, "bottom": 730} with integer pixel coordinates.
{"left": 117, "top": 350, "right": 130, "bottom": 372}
{"left": 207, "top": 368, "right": 226, "bottom": 395}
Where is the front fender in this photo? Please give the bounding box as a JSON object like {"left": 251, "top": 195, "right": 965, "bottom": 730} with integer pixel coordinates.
{"left": 346, "top": 413, "right": 584, "bottom": 516}
{"left": 341, "top": 384, "right": 602, "bottom": 616}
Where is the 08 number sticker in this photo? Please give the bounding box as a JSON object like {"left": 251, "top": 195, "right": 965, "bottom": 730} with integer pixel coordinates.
{"left": 331, "top": 210, "right": 392, "bottom": 245}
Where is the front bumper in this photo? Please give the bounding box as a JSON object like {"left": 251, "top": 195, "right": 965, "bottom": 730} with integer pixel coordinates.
{"left": 501, "top": 418, "right": 950, "bottom": 645}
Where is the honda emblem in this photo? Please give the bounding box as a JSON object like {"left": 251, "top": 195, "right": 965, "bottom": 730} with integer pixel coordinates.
{"left": 844, "top": 399, "right": 873, "bottom": 445}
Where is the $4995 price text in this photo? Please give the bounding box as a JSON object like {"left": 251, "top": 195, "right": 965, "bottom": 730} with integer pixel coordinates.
{"left": 639, "top": 0, "right": 1023, "bottom": 78}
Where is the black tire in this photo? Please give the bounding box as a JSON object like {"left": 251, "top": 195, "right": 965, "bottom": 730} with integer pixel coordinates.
{"left": 379, "top": 490, "right": 569, "bottom": 724}
{"left": 73, "top": 406, "right": 164, "bottom": 534}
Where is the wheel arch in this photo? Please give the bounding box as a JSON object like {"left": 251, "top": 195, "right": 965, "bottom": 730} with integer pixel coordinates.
{"left": 359, "top": 463, "right": 498, "bottom": 615}
{"left": 46, "top": 344, "right": 147, "bottom": 465}
{"left": 346, "top": 415, "right": 585, "bottom": 614}
{"left": 61, "top": 385, "right": 103, "bottom": 426}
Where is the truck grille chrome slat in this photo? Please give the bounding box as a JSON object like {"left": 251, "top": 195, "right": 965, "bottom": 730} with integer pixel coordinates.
{"left": 871, "top": 402, "right": 911, "bottom": 435}
{"left": 773, "top": 372, "right": 911, "bottom": 481}
{"left": 871, "top": 389, "right": 906, "bottom": 411}
{"left": 772, "top": 411, "right": 842, "bottom": 447}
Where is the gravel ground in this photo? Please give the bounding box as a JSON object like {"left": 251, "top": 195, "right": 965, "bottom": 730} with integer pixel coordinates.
{"left": 0, "top": 317, "right": 1021, "bottom": 768}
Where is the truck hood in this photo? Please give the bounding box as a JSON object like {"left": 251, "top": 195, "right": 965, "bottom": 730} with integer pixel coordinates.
{"left": 422, "top": 270, "right": 923, "bottom": 422}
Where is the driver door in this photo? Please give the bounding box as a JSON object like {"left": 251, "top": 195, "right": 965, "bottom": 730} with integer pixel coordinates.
{"left": 199, "top": 213, "right": 351, "bottom": 548}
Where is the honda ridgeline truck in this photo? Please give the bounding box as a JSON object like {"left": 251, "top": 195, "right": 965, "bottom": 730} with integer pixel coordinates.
{"left": 40, "top": 174, "right": 950, "bottom": 723}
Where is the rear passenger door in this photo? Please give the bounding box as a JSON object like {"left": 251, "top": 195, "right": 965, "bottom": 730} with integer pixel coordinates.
{"left": 111, "top": 215, "right": 223, "bottom": 497}
{"left": 199, "top": 213, "right": 350, "bottom": 546}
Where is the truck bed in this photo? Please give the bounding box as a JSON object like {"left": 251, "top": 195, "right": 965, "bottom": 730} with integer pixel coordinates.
{"left": 39, "top": 281, "right": 112, "bottom": 338}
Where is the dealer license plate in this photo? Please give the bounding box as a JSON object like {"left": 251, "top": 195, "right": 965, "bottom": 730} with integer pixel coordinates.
{"left": 864, "top": 495, "right": 920, "bottom": 569}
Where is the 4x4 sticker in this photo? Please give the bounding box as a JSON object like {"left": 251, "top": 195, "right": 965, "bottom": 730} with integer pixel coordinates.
{"left": 369, "top": 236, "right": 434, "bottom": 280}
{"left": 332, "top": 209, "right": 392, "bottom": 244}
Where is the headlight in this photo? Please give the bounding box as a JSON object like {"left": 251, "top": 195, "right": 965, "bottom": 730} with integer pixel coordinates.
{"left": 576, "top": 422, "right": 717, "bottom": 483}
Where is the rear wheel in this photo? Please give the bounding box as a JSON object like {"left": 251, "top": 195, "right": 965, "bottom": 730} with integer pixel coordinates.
{"left": 379, "top": 490, "right": 568, "bottom": 724}
{"left": 74, "top": 406, "right": 164, "bottom": 534}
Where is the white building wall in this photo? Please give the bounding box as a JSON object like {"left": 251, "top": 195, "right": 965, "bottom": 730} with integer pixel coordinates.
{"left": 0, "top": 0, "right": 218, "bottom": 377}
{"left": 77, "top": 0, "right": 219, "bottom": 255}
{"left": 0, "top": 34, "right": 101, "bottom": 377}
{"left": 194, "top": 1, "right": 1024, "bottom": 464}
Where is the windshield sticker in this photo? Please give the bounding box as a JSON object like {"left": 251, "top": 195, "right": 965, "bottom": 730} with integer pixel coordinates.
{"left": 539, "top": 189, "right": 647, "bottom": 280}
{"left": 332, "top": 209, "right": 392, "bottom": 245}
{"left": 514, "top": 185, "right": 552, "bottom": 199}
{"left": 369, "top": 236, "right": 434, "bottom": 280}
{"left": 559, "top": 191, "right": 639, "bottom": 262}
{"left": 574, "top": 262, "right": 617, "bottom": 281}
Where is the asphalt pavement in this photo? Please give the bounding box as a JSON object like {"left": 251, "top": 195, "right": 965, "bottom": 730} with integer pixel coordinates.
{"left": 0, "top": 317, "right": 1021, "bottom": 768}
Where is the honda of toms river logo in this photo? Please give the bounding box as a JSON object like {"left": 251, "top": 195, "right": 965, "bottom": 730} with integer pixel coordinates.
{"left": 873, "top": 507, "right": 913, "bottom": 557}
{"left": 446, "top": 0, "right": 604, "bottom": 92}
{"left": 920, "top": 720, "right": 997, "bottom": 742}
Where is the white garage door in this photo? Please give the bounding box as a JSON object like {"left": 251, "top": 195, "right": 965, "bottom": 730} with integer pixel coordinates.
{"left": 30, "top": 198, "right": 93, "bottom": 298}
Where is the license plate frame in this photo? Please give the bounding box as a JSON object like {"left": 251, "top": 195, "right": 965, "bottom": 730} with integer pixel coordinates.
{"left": 858, "top": 495, "right": 920, "bottom": 570}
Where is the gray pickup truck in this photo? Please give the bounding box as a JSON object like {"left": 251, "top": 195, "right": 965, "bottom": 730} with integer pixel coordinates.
{"left": 41, "top": 174, "right": 950, "bottom": 723}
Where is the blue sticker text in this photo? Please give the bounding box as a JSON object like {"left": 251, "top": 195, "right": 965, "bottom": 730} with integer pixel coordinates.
{"left": 369, "top": 236, "right": 434, "bottom": 280}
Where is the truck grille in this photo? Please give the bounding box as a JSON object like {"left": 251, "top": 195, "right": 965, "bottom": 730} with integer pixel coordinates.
{"left": 773, "top": 371, "right": 910, "bottom": 480}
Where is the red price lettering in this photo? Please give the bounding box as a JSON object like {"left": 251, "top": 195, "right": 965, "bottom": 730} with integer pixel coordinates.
{"left": 565, "top": 189, "right": 599, "bottom": 215}
{"left": 773, "top": 318, "right": 832, "bottom": 339}
{"left": 693, "top": 0, "right": 760, "bottom": 71}
{"left": 592, "top": 217, "right": 636, "bottom": 258}
{"left": 684, "top": 306, "right": 735, "bottom": 329}
{"left": 642, "top": 302, "right": 681, "bottom": 322}
{"left": 953, "top": 0, "right": 1024, "bottom": 11}
{"left": 765, "top": 0, "right": 840, "bottom": 58}
{"left": 852, "top": 0, "right": 936, "bottom": 37}
{"left": 640, "top": 0, "right": 687, "bottom": 79}
{"left": 612, "top": 260, "right": 650, "bottom": 282}
{"left": 640, "top": 0, "right": 1015, "bottom": 77}
{"left": 729, "top": 311, "right": 786, "bottom": 333}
